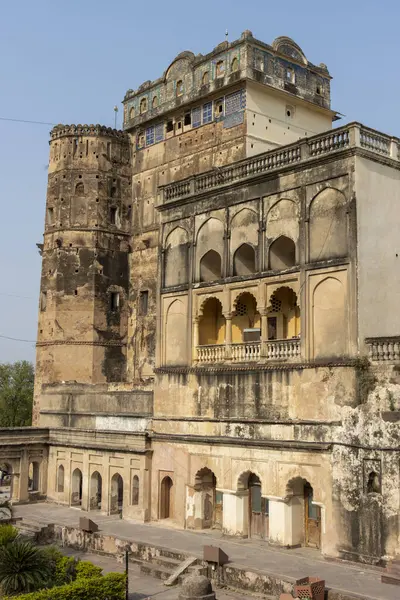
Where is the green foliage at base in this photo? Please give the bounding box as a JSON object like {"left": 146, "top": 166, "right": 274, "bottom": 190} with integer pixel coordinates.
{"left": 0, "top": 525, "right": 18, "bottom": 548}
{"left": 4, "top": 572, "right": 126, "bottom": 600}
{"left": 74, "top": 560, "right": 103, "bottom": 580}
{"left": 0, "top": 540, "right": 52, "bottom": 595}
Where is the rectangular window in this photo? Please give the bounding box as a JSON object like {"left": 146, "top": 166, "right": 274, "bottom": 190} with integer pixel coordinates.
{"left": 166, "top": 120, "right": 174, "bottom": 133}
{"left": 202, "top": 102, "right": 212, "bottom": 124}
{"left": 155, "top": 123, "right": 164, "bottom": 143}
{"left": 145, "top": 126, "right": 155, "bottom": 146}
{"left": 40, "top": 291, "right": 47, "bottom": 311}
{"left": 110, "top": 207, "right": 117, "bottom": 225}
{"left": 110, "top": 292, "right": 120, "bottom": 311}
{"left": 139, "top": 290, "right": 148, "bottom": 316}
{"left": 214, "top": 98, "right": 224, "bottom": 118}
{"left": 192, "top": 107, "right": 201, "bottom": 128}
{"left": 267, "top": 317, "right": 277, "bottom": 340}
{"left": 225, "top": 90, "right": 242, "bottom": 116}
{"left": 47, "top": 207, "right": 54, "bottom": 225}
{"left": 184, "top": 112, "right": 191, "bottom": 126}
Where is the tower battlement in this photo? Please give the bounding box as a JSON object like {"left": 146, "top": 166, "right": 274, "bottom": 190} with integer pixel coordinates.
{"left": 50, "top": 124, "right": 129, "bottom": 141}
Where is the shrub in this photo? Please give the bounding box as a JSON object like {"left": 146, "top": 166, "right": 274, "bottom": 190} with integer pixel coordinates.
{"left": 0, "top": 525, "right": 18, "bottom": 547}
{"left": 4, "top": 572, "right": 126, "bottom": 600}
{"left": 40, "top": 547, "right": 76, "bottom": 587}
{"left": 75, "top": 560, "right": 103, "bottom": 580}
{"left": 0, "top": 539, "right": 52, "bottom": 595}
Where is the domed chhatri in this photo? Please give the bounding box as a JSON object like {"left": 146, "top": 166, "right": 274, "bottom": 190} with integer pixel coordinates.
{"left": 179, "top": 573, "right": 216, "bottom": 600}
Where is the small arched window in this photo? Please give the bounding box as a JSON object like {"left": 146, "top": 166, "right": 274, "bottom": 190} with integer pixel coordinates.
{"left": 132, "top": 475, "right": 139, "bottom": 506}
{"left": 75, "top": 182, "right": 84, "bottom": 196}
{"left": 269, "top": 236, "right": 296, "bottom": 270}
{"left": 367, "top": 471, "right": 381, "bottom": 494}
{"left": 233, "top": 244, "right": 256, "bottom": 276}
{"left": 216, "top": 60, "right": 225, "bottom": 77}
{"left": 152, "top": 96, "right": 158, "bottom": 108}
{"left": 231, "top": 57, "right": 239, "bottom": 72}
{"left": 129, "top": 106, "right": 135, "bottom": 120}
{"left": 57, "top": 465, "right": 64, "bottom": 493}
{"left": 140, "top": 97, "right": 148, "bottom": 114}
{"left": 176, "top": 80, "right": 184, "bottom": 96}
{"left": 202, "top": 71, "right": 210, "bottom": 85}
{"left": 200, "top": 250, "right": 222, "bottom": 282}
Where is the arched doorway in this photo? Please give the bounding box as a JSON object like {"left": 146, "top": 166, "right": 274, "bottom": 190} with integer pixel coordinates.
{"left": 132, "top": 475, "right": 139, "bottom": 506}
{"left": 238, "top": 472, "right": 269, "bottom": 539}
{"left": 160, "top": 476, "right": 173, "bottom": 519}
{"left": 232, "top": 292, "right": 261, "bottom": 343}
{"left": 0, "top": 463, "right": 13, "bottom": 500}
{"left": 110, "top": 473, "right": 123, "bottom": 514}
{"left": 28, "top": 462, "right": 40, "bottom": 493}
{"left": 267, "top": 287, "right": 299, "bottom": 341}
{"left": 193, "top": 468, "right": 222, "bottom": 529}
{"left": 233, "top": 243, "right": 256, "bottom": 276}
{"left": 71, "top": 468, "right": 83, "bottom": 506}
{"left": 199, "top": 298, "right": 226, "bottom": 346}
{"left": 90, "top": 471, "right": 102, "bottom": 510}
{"left": 286, "top": 477, "right": 321, "bottom": 549}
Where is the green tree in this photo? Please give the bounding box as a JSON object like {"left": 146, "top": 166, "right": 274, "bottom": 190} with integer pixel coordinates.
{"left": 0, "top": 361, "right": 34, "bottom": 427}
{"left": 0, "top": 539, "right": 52, "bottom": 595}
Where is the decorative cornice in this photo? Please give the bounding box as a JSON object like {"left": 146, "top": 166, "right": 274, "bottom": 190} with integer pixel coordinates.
{"left": 154, "top": 358, "right": 360, "bottom": 375}
{"left": 36, "top": 340, "right": 125, "bottom": 347}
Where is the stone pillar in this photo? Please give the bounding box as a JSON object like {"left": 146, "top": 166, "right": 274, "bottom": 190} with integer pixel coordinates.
{"left": 81, "top": 453, "right": 89, "bottom": 512}
{"left": 260, "top": 311, "right": 268, "bottom": 358}
{"left": 268, "top": 496, "right": 304, "bottom": 547}
{"left": 141, "top": 464, "right": 151, "bottom": 522}
{"left": 193, "top": 317, "right": 199, "bottom": 362}
{"left": 222, "top": 490, "right": 248, "bottom": 536}
{"left": 224, "top": 314, "right": 232, "bottom": 360}
{"left": 18, "top": 451, "right": 30, "bottom": 503}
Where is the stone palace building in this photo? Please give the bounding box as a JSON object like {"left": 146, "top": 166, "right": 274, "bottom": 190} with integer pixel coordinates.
{"left": 2, "top": 30, "right": 400, "bottom": 566}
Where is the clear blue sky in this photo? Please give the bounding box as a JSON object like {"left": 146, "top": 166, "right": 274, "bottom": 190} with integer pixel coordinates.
{"left": 0, "top": 0, "right": 398, "bottom": 363}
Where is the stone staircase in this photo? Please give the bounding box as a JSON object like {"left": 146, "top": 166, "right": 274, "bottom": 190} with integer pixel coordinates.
{"left": 15, "top": 518, "right": 52, "bottom": 541}
{"left": 130, "top": 545, "right": 206, "bottom": 585}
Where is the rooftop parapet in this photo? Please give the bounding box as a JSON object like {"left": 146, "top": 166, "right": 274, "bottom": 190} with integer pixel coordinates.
{"left": 50, "top": 124, "right": 129, "bottom": 141}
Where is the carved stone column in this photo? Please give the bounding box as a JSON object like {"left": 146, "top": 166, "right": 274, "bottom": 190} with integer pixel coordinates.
{"left": 224, "top": 313, "right": 232, "bottom": 360}
{"left": 260, "top": 310, "right": 268, "bottom": 358}
{"left": 193, "top": 317, "right": 199, "bottom": 362}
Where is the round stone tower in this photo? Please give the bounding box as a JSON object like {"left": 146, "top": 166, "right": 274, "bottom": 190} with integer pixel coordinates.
{"left": 34, "top": 124, "right": 132, "bottom": 425}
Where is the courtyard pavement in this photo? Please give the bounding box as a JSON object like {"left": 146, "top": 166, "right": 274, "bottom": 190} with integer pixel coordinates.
{"left": 14, "top": 503, "right": 400, "bottom": 600}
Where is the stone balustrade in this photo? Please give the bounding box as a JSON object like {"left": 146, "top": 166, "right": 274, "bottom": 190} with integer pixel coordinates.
{"left": 196, "top": 344, "right": 226, "bottom": 363}
{"left": 196, "top": 339, "right": 300, "bottom": 364}
{"left": 266, "top": 339, "right": 300, "bottom": 360}
{"left": 231, "top": 342, "right": 261, "bottom": 362}
{"left": 366, "top": 337, "right": 400, "bottom": 361}
{"left": 159, "top": 123, "right": 400, "bottom": 203}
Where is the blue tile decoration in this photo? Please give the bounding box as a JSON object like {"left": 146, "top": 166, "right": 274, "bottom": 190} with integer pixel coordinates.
{"left": 202, "top": 102, "right": 212, "bottom": 124}
{"left": 155, "top": 123, "right": 164, "bottom": 143}
{"left": 146, "top": 126, "right": 155, "bottom": 146}
{"left": 223, "top": 112, "right": 244, "bottom": 129}
{"left": 225, "top": 90, "right": 242, "bottom": 116}
{"left": 192, "top": 107, "right": 201, "bottom": 128}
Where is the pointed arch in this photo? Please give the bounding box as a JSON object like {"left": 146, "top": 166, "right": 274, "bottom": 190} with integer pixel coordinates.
{"left": 309, "top": 187, "right": 347, "bottom": 261}
{"left": 110, "top": 472, "right": 123, "bottom": 514}
{"left": 71, "top": 468, "right": 82, "bottom": 506}
{"left": 165, "top": 299, "right": 187, "bottom": 364}
{"left": 312, "top": 276, "right": 346, "bottom": 358}
{"left": 196, "top": 217, "right": 224, "bottom": 281}
{"left": 267, "top": 286, "right": 299, "bottom": 340}
{"left": 266, "top": 199, "right": 299, "bottom": 247}
{"left": 164, "top": 226, "right": 189, "bottom": 287}
{"left": 233, "top": 243, "right": 256, "bottom": 275}
{"left": 90, "top": 471, "right": 102, "bottom": 510}
{"left": 269, "top": 235, "right": 296, "bottom": 270}
{"left": 132, "top": 475, "right": 139, "bottom": 505}
{"left": 200, "top": 250, "right": 222, "bottom": 282}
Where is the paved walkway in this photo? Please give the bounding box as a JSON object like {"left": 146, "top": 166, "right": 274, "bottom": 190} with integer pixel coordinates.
{"left": 14, "top": 503, "right": 400, "bottom": 600}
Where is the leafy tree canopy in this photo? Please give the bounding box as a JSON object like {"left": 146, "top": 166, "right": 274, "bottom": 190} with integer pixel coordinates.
{"left": 0, "top": 361, "right": 34, "bottom": 427}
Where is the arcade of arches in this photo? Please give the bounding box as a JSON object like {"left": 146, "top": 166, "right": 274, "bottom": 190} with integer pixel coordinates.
{"left": 184, "top": 467, "right": 321, "bottom": 548}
